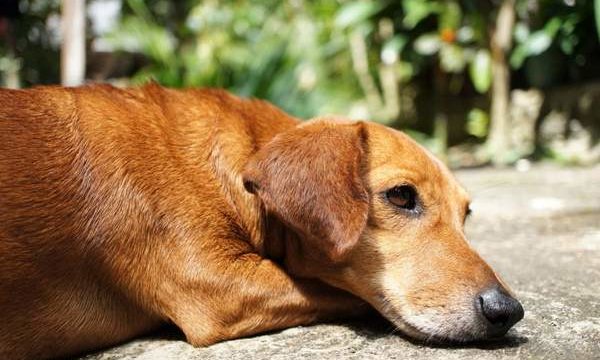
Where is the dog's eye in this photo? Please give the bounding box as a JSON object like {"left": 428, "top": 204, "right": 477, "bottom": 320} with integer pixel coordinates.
{"left": 386, "top": 185, "right": 417, "bottom": 210}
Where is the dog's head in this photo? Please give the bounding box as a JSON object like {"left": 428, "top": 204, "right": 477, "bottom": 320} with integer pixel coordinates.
{"left": 243, "top": 118, "right": 523, "bottom": 342}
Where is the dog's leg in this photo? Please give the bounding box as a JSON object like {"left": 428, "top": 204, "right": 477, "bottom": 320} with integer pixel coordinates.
{"left": 154, "top": 250, "right": 366, "bottom": 347}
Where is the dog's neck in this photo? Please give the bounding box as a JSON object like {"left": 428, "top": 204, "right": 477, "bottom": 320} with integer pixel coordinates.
{"left": 261, "top": 212, "right": 291, "bottom": 262}
{"left": 251, "top": 209, "right": 309, "bottom": 276}
{"left": 256, "top": 209, "right": 331, "bottom": 279}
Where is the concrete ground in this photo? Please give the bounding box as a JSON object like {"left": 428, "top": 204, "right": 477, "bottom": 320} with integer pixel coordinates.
{"left": 85, "top": 165, "right": 600, "bottom": 360}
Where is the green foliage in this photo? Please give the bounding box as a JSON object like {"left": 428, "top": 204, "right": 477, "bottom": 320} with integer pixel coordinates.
{"left": 1, "top": 0, "right": 599, "bottom": 162}
{"left": 511, "top": 0, "right": 600, "bottom": 88}
{"left": 595, "top": 0, "right": 600, "bottom": 41}
{"left": 405, "top": 0, "right": 493, "bottom": 92}
{"left": 402, "top": 0, "right": 441, "bottom": 29}
{"left": 105, "top": 0, "right": 363, "bottom": 118}
{"left": 334, "top": 1, "right": 384, "bottom": 28}
{"left": 511, "top": 17, "right": 562, "bottom": 68}
{"left": 0, "top": 0, "right": 61, "bottom": 86}
{"left": 466, "top": 108, "right": 489, "bottom": 138}
{"left": 99, "top": 0, "right": 600, "bottom": 160}
{"left": 469, "top": 49, "right": 491, "bottom": 93}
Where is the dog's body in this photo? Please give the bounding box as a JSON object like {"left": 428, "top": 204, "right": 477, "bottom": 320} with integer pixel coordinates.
{"left": 0, "top": 84, "right": 523, "bottom": 359}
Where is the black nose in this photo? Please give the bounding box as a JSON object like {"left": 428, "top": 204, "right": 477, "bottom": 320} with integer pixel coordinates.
{"left": 477, "top": 287, "right": 524, "bottom": 336}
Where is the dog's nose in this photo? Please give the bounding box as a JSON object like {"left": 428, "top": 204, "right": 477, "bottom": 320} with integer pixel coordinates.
{"left": 477, "top": 287, "right": 524, "bottom": 336}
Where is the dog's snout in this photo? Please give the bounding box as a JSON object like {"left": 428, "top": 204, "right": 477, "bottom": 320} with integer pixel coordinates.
{"left": 477, "top": 287, "right": 524, "bottom": 336}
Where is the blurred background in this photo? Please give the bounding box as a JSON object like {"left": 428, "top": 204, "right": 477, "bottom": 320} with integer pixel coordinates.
{"left": 1, "top": 0, "right": 599, "bottom": 167}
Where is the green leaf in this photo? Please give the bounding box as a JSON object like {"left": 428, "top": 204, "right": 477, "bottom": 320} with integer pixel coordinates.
{"left": 106, "top": 17, "right": 176, "bottom": 65}
{"left": 381, "top": 35, "right": 408, "bottom": 64}
{"left": 513, "top": 22, "right": 530, "bottom": 44}
{"left": 560, "top": 36, "right": 578, "bottom": 55}
{"left": 525, "top": 31, "right": 552, "bottom": 55}
{"left": 456, "top": 26, "right": 474, "bottom": 43}
{"left": 595, "top": 0, "right": 600, "bottom": 41}
{"left": 414, "top": 33, "right": 441, "bottom": 55}
{"left": 403, "top": 0, "right": 439, "bottom": 29}
{"left": 543, "top": 17, "right": 562, "bottom": 38}
{"left": 466, "top": 108, "right": 489, "bottom": 138}
{"left": 334, "top": 1, "right": 383, "bottom": 29}
{"left": 126, "top": 0, "right": 153, "bottom": 22}
{"left": 511, "top": 22, "right": 557, "bottom": 64}
{"left": 510, "top": 17, "right": 562, "bottom": 68}
{"left": 439, "top": 1, "right": 462, "bottom": 31}
{"left": 469, "top": 49, "right": 492, "bottom": 93}
{"left": 510, "top": 44, "right": 528, "bottom": 68}
{"left": 439, "top": 44, "right": 465, "bottom": 73}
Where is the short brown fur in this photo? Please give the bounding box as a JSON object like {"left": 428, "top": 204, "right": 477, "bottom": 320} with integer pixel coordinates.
{"left": 0, "top": 84, "right": 520, "bottom": 359}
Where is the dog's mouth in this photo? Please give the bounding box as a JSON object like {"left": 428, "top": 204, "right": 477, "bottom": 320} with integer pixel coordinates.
{"left": 367, "top": 277, "right": 525, "bottom": 344}
{"left": 386, "top": 316, "right": 482, "bottom": 345}
{"left": 372, "top": 294, "right": 488, "bottom": 344}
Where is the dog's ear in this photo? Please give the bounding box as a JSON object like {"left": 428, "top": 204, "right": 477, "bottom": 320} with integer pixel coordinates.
{"left": 242, "top": 120, "right": 369, "bottom": 262}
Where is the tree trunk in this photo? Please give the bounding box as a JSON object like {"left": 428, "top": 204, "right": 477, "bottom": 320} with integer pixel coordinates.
{"left": 61, "top": 0, "right": 86, "bottom": 86}
{"left": 486, "top": 0, "right": 515, "bottom": 165}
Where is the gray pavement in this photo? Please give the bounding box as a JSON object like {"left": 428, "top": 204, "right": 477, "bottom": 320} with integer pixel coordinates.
{"left": 85, "top": 165, "right": 600, "bottom": 360}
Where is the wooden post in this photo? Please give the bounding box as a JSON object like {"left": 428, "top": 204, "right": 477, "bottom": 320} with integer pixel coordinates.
{"left": 61, "top": 0, "right": 85, "bottom": 86}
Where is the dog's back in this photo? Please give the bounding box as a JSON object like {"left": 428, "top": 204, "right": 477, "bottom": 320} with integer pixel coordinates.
{"left": 0, "top": 85, "right": 163, "bottom": 358}
{"left": 0, "top": 84, "right": 297, "bottom": 359}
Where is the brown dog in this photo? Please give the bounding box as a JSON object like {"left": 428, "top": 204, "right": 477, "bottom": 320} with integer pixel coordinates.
{"left": 0, "top": 84, "right": 523, "bottom": 359}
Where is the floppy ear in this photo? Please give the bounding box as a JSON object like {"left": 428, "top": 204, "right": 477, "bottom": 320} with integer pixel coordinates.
{"left": 242, "top": 120, "right": 369, "bottom": 262}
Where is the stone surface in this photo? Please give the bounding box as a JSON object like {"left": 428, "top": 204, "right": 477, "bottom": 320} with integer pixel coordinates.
{"left": 83, "top": 165, "right": 600, "bottom": 360}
